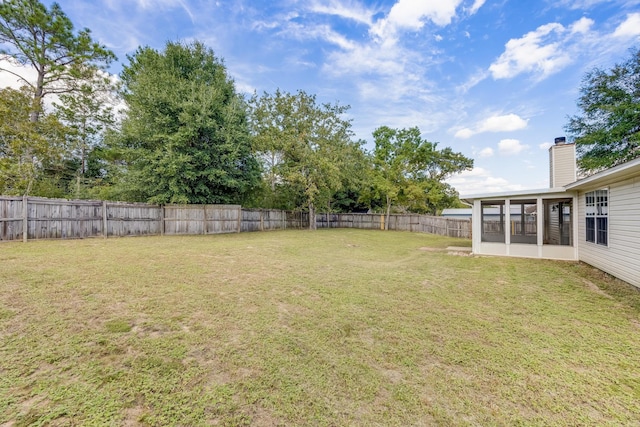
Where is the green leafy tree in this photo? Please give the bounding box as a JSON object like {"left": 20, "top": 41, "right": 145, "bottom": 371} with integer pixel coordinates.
{"left": 327, "top": 140, "right": 371, "bottom": 213}
{"left": 365, "top": 126, "right": 473, "bottom": 228}
{"left": 0, "top": 0, "right": 115, "bottom": 122}
{"left": 53, "top": 73, "right": 118, "bottom": 198}
{"left": 566, "top": 47, "right": 640, "bottom": 173}
{"left": 114, "top": 41, "right": 260, "bottom": 204}
{"left": 249, "top": 89, "right": 362, "bottom": 228}
{"left": 0, "top": 87, "right": 68, "bottom": 195}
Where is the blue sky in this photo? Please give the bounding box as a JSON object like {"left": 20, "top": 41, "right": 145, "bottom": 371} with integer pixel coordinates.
{"left": 2, "top": 0, "right": 639, "bottom": 196}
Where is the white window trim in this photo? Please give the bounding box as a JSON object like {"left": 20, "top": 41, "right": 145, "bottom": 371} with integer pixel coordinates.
{"left": 585, "top": 188, "right": 609, "bottom": 247}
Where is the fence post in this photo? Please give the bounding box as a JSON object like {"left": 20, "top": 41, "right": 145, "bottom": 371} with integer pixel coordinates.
{"left": 203, "top": 205, "right": 207, "bottom": 235}
{"left": 237, "top": 206, "right": 242, "bottom": 233}
{"left": 102, "top": 200, "right": 108, "bottom": 239}
{"left": 160, "top": 205, "right": 165, "bottom": 236}
{"left": 22, "top": 195, "right": 28, "bottom": 243}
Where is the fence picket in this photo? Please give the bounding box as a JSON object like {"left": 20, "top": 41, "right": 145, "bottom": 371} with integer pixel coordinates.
{"left": 0, "top": 196, "right": 471, "bottom": 241}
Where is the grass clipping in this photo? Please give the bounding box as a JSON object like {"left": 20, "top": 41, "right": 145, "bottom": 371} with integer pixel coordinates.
{"left": 1, "top": 230, "right": 639, "bottom": 426}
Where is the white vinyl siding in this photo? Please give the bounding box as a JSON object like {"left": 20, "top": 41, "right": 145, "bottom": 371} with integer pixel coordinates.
{"left": 577, "top": 177, "right": 640, "bottom": 288}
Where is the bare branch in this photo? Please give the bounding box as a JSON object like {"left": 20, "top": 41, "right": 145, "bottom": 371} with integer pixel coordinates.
{"left": 0, "top": 65, "right": 34, "bottom": 89}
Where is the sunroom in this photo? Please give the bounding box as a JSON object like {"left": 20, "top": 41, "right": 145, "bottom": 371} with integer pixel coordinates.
{"left": 464, "top": 189, "right": 579, "bottom": 260}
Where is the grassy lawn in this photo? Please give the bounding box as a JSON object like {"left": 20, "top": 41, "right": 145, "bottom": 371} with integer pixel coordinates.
{"left": 1, "top": 230, "right": 640, "bottom": 426}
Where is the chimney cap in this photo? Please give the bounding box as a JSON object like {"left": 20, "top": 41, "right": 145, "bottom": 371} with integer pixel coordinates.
{"left": 554, "top": 137, "right": 566, "bottom": 145}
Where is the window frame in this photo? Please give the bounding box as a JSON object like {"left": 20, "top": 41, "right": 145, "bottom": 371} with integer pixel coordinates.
{"left": 509, "top": 199, "right": 537, "bottom": 244}
{"left": 584, "top": 188, "right": 608, "bottom": 246}
{"left": 481, "top": 200, "right": 505, "bottom": 243}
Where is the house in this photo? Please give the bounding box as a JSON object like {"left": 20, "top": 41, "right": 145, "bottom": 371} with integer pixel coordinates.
{"left": 463, "top": 138, "right": 640, "bottom": 288}
{"left": 441, "top": 208, "right": 473, "bottom": 219}
{"left": 441, "top": 207, "right": 536, "bottom": 220}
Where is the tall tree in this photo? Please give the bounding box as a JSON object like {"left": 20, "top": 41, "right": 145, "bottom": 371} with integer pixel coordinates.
{"left": 0, "top": 87, "right": 68, "bottom": 195}
{"left": 249, "top": 90, "right": 361, "bottom": 228}
{"left": 0, "top": 0, "right": 115, "bottom": 122}
{"left": 366, "top": 126, "right": 472, "bottom": 228}
{"left": 53, "top": 72, "right": 118, "bottom": 198}
{"left": 114, "top": 41, "right": 260, "bottom": 204}
{"left": 566, "top": 47, "right": 640, "bottom": 173}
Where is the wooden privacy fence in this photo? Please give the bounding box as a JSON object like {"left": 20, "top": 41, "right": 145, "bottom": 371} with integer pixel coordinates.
{"left": 316, "top": 213, "right": 471, "bottom": 238}
{"left": 0, "top": 197, "right": 239, "bottom": 241}
{"left": 241, "top": 209, "right": 309, "bottom": 232}
{"left": 0, "top": 196, "right": 471, "bottom": 242}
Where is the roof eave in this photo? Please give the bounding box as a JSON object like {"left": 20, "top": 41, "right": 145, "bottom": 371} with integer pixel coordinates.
{"left": 565, "top": 158, "right": 640, "bottom": 190}
{"left": 461, "top": 187, "right": 571, "bottom": 202}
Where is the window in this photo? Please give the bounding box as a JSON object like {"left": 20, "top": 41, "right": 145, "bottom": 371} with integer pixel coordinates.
{"left": 481, "top": 201, "right": 505, "bottom": 243}
{"left": 510, "top": 200, "right": 537, "bottom": 244}
{"left": 585, "top": 189, "right": 608, "bottom": 246}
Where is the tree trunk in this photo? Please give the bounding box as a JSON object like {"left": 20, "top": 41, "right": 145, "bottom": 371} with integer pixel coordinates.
{"left": 23, "top": 71, "right": 45, "bottom": 196}
{"left": 385, "top": 195, "right": 391, "bottom": 231}
{"left": 30, "top": 70, "right": 45, "bottom": 123}
{"left": 309, "top": 202, "right": 316, "bottom": 230}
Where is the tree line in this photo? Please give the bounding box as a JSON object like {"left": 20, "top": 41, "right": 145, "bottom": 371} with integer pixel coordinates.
{"left": 2, "top": 1, "right": 638, "bottom": 225}
{"left": 0, "top": 0, "right": 473, "bottom": 225}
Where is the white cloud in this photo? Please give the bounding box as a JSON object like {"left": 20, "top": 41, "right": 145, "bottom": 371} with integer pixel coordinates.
{"left": 613, "top": 13, "right": 640, "bottom": 39}
{"left": 319, "top": 26, "right": 359, "bottom": 50}
{"left": 468, "top": 0, "right": 486, "bottom": 14}
{"left": 283, "top": 23, "right": 358, "bottom": 51}
{"left": 478, "top": 147, "right": 494, "bottom": 158}
{"left": 296, "top": 0, "right": 482, "bottom": 104}
{"left": 370, "top": 0, "right": 464, "bottom": 43}
{"left": 488, "top": 18, "right": 594, "bottom": 80}
{"left": 390, "top": 0, "right": 463, "bottom": 28}
{"left": 133, "top": 0, "right": 195, "bottom": 23}
{"left": 557, "top": 0, "right": 631, "bottom": 9}
{"left": 539, "top": 142, "right": 553, "bottom": 150}
{"left": 454, "top": 128, "right": 475, "bottom": 139}
{"left": 456, "top": 68, "right": 489, "bottom": 93}
{"left": 454, "top": 113, "right": 528, "bottom": 138}
{"left": 324, "top": 42, "right": 406, "bottom": 76}
{"left": 498, "top": 138, "right": 528, "bottom": 155}
{"left": 447, "top": 167, "right": 526, "bottom": 196}
{"left": 479, "top": 114, "right": 528, "bottom": 132}
{"left": 0, "top": 59, "right": 37, "bottom": 89}
{"left": 0, "top": 59, "right": 121, "bottom": 114}
{"left": 570, "top": 17, "right": 594, "bottom": 34}
{"left": 309, "top": 0, "right": 374, "bottom": 26}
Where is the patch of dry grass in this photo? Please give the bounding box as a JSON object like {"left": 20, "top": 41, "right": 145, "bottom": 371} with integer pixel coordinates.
{"left": 1, "top": 230, "right": 639, "bottom": 426}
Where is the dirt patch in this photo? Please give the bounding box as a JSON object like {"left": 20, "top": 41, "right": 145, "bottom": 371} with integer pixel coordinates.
{"left": 384, "top": 369, "right": 403, "bottom": 384}
{"left": 418, "top": 246, "right": 473, "bottom": 256}
{"left": 582, "top": 279, "right": 614, "bottom": 299}
{"left": 122, "top": 405, "right": 147, "bottom": 426}
{"left": 419, "top": 247, "right": 444, "bottom": 252}
{"left": 447, "top": 250, "right": 472, "bottom": 257}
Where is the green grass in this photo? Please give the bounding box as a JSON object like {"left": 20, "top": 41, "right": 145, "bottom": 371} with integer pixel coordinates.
{"left": 1, "top": 229, "right": 639, "bottom": 426}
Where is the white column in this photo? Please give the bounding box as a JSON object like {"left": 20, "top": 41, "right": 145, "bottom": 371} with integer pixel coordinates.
{"left": 473, "top": 200, "right": 482, "bottom": 252}
{"left": 573, "top": 194, "right": 580, "bottom": 260}
{"left": 537, "top": 197, "right": 544, "bottom": 257}
{"left": 504, "top": 199, "right": 510, "bottom": 250}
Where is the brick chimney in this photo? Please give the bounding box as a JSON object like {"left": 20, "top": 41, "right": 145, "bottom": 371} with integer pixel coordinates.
{"left": 549, "top": 137, "right": 576, "bottom": 188}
